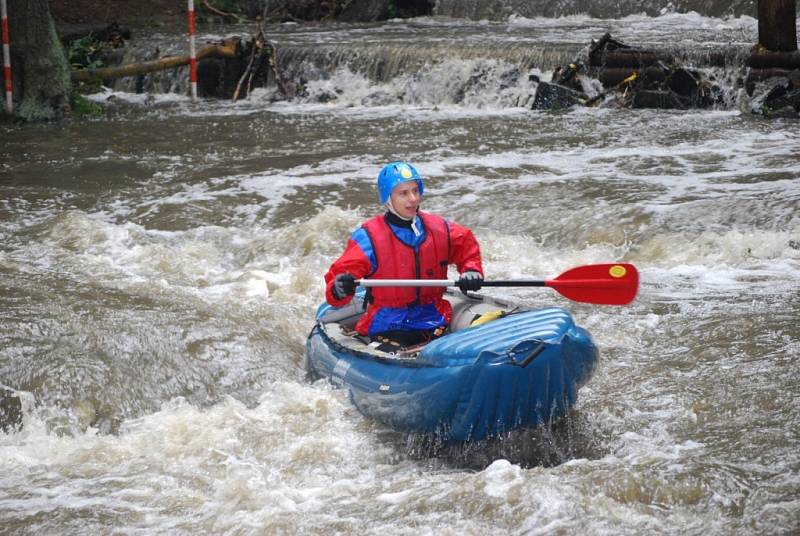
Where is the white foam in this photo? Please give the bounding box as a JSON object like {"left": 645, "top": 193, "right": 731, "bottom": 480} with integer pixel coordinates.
{"left": 482, "top": 459, "right": 525, "bottom": 498}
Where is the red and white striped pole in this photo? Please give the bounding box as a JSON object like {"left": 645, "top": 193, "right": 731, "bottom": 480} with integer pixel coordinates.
{"left": 1, "top": 0, "right": 12, "bottom": 114}
{"left": 187, "top": 0, "right": 197, "bottom": 102}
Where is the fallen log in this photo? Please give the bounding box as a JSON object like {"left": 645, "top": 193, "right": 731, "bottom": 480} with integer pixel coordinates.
{"left": 588, "top": 33, "right": 630, "bottom": 61}
{"left": 71, "top": 39, "right": 239, "bottom": 82}
{"left": 748, "top": 50, "right": 800, "bottom": 69}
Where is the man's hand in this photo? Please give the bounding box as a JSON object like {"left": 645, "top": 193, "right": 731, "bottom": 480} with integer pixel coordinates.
{"left": 332, "top": 273, "right": 356, "bottom": 300}
{"left": 457, "top": 270, "right": 483, "bottom": 293}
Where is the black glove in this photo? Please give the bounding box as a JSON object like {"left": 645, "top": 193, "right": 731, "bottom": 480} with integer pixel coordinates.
{"left": 332, "top": 273, "right": 356, "bottom": 300}
{"left": 457, "top": 270, "right": 483, "bottom": 294}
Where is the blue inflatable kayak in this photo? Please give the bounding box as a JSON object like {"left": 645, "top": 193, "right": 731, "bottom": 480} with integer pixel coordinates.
{"left": 306, "top": 290, "right": 599, "bottom": 443}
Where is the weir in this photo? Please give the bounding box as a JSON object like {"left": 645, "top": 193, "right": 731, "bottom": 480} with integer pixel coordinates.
{"left": 96, "top": 30, "right": 754, "bottom": 110}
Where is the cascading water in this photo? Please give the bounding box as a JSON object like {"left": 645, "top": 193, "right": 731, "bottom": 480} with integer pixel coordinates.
{"left": 104, "top": 14, "right": 760, "bottom": 109}
{"left": 433, "top": 0, "right": 764, "bottom": 19}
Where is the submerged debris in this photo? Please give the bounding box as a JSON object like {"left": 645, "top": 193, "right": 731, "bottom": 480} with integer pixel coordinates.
{"left": 532, "top": 33, "right": 725, "bottom": 112}
{"left": 748, "top": 78, "right": 800, "bottom": 118}
{"left": 532, "top": 33, "right": 799, "bottom": 118}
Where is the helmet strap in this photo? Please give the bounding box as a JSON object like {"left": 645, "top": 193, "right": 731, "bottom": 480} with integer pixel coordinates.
{"left": 385, "top": 201, "right": 422, "bottom": 237}
{"left": 385, "top": 199, "right": 412, "bottom": 221}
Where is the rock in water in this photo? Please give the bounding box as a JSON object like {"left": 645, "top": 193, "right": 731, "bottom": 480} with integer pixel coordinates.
{"left": 1, "top": 387, "right": 23, "bottom": 432}
{"left": 531, "top": 82, "right": 587, "bottom": 110}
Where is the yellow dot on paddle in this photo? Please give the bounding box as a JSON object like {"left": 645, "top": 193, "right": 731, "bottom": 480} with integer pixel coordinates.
{"left": 609, "top": 265, "right": 627, "bottom": 278}
{"left": 400, "top": 167, "right": 412, "bottom": 179}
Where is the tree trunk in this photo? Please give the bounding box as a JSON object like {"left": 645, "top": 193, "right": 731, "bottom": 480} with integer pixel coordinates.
{"left": 758, "top": 0, "right": 798, "bottom": 52}
{"left": 7, "top": 0, "right": 71, "bottom": 120}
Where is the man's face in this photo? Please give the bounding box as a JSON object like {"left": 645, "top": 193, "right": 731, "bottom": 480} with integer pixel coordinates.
{"left": 390, "top": 181, "right": 421, "bottom": 219}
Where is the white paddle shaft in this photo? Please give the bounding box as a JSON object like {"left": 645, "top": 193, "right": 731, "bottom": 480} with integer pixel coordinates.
{"left": 356, "top": 279, "right": 456, "bottom": 287}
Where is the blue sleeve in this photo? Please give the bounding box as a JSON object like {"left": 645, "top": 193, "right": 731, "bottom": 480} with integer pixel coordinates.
{"left": 351, "top": 228, "right": 378, "bottom": 273}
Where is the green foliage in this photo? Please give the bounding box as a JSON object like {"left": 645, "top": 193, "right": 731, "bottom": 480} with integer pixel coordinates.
{"left": 67, "top": 36, "right": 109, "bottom": 95}
{"left": 70, "top": 93, "right": 105, "bottom": 118}
{"left": 67, "top": 36, "right": 106, "bottom": 70}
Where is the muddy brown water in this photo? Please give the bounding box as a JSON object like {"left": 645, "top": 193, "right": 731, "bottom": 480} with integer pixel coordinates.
{"left": 1, "top": 14, "right": 799, "bottom": 535}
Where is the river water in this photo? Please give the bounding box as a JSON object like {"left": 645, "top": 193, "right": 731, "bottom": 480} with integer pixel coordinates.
{"left": 2, "top": 13, "right": 799, "bottom": 535}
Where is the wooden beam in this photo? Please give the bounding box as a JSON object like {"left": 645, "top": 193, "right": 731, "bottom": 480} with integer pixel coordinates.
{"left": 748, "top": 50, "right": 800, "bottom": 68}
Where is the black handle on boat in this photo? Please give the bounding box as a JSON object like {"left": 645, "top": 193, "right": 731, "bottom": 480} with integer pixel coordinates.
{"left": 511, "top": 340, "right": 547, "bottom": 367}
{"left": 477, "top": 339, "right": 547, "bottom": 368}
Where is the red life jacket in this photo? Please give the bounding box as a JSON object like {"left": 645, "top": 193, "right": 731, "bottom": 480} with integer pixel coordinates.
{"left": 361, "top": 211, "right": 450, "bottom": 308}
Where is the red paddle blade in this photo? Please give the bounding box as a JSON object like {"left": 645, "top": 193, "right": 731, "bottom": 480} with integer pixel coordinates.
{"left": 545, "top": 263, "right": 639, "bottom": 305}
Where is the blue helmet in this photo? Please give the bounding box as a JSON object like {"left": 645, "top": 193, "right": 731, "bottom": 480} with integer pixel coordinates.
{"left": 377, "top": 161, "right": 424, "bottom": 204}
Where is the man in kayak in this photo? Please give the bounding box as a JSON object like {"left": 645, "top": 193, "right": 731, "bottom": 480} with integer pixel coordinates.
{"left": 324, "top": 161, "right": 484, "bottom": 346}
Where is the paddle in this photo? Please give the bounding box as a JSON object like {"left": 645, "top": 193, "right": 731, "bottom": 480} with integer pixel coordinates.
{"left": 356, "top": 263, "right": 639, "bottom": 305}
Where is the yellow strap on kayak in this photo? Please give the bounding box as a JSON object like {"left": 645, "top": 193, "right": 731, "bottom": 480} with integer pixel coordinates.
{"left": 470, "top": 310, "right": 506, "bottom": 327}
